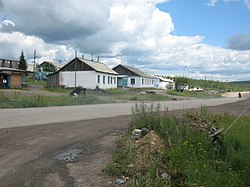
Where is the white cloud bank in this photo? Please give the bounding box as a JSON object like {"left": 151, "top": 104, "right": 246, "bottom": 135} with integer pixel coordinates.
{"left": 0, "top": 0, "right": 250, "bottom": 81}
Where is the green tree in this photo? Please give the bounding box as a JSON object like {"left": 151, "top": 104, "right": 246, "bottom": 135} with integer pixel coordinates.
{"left": 18, "top": 50, "right": 27, "bottom": 70}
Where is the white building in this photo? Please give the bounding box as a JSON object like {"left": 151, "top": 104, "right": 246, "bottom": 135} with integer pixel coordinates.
{"left": 154, "top": 76, "right": 175, "bottom": 90}
{"left": 47, "top": 57, "right": 118, "bottom": 89}
{"left": 113, "top": 64, "right": 154, "bottom": 88}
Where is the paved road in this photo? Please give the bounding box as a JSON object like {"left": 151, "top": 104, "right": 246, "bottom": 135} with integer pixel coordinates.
{"left": 0, "top": 97, "right": 240, "bottom": 129}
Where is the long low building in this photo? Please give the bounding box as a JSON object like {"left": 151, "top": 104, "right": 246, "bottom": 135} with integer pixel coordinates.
{"left": 113, "top": 64, "right": 154, "bottom": 88}
{"left": 47, "top": 57, "right": 118, "bottom": 89}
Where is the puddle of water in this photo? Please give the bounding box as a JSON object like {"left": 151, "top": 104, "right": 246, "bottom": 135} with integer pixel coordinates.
{"left": 55, "top": 148, "right": 82, "bottom": 162}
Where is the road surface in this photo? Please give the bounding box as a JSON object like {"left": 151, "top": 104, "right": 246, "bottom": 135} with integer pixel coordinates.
{"left": 0, "top": 97, "right": 240, "bottom": 129}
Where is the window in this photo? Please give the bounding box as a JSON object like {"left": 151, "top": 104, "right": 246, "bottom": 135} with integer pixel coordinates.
{"left": 108, "top": 76, "right": 110, "bottom": 84}
{"left": 131, "top": 78, "right": 135, "bottom": 85}
{"left": 97, "top": 75, "right": 100, "bottom": 83}
{"left": 114, "top": 77, "right": 116, "bottom": 84}
{"left": 142, "top": 78, "right": 144, "bottom": 85}
{"left": 111, "top": 77, "right": 113, "bottom": 84}
{"left": 103, "top": 76, "right": 105, "bottom": 84}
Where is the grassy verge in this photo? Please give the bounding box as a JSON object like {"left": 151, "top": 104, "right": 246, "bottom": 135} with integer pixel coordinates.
{"left": 0, "top": 92, "right": 113, "bottom": 108}
{"left": 106, "top": 88, "right": 171, "bottom": 101}
{"left": 45, "top": 87, "right": 74, "bottom": 94}
{"left": 104, "top": 104, "right": 250, "bottom": 186}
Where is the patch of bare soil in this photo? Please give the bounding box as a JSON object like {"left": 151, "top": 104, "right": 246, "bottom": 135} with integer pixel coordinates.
{"left": 0, "top": 99, "right": 249, "bottom": 187}
{"left": 0, "top": 115, "right": 130, "bottom": 187}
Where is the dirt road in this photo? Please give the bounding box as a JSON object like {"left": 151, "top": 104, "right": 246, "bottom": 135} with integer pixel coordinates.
{"left": 0, "top": 98, "right": 249, "bottom": 187}
{"left": 0, "top": 115, "right": 130, "bottom": 187}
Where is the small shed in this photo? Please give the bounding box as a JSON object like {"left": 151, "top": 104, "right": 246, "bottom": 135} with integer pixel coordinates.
{"left": 0, "top": 67, "right": 26, "bottom": 89}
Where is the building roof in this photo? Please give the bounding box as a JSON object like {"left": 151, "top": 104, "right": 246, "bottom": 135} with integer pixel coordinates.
{"left": 78, "top": 58, "right": 118, "bottom": 75}
{"left": 114, "top": 64, "right": 153, "bottom": 78}
{"left": 48, "top": 57, "right": 118, "bottom": 76}
{"left": 154, "top": 76, "right": 174, "bottom": 83}
{"left": 0, "top": 58, "right": 19, "bottom": 62}
{"left": 0, "top": 67, "right": 26, "bottom": 73}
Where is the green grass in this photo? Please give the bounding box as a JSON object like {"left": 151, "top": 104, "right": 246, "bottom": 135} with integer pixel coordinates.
{"left": 27, "top": 78, "right": 47, "bottom": 86}
{"left": 104, "top": 104, "right": 250, "bottom": 186}
{"left": 168, "top": 90, "right": 222, "bottom": 98}
{"left": 106, "top": 88, "right": 171, "bottom": 101}
{"left": 0, "top": 92, "right": 112, "bottom": 108}
{"left": 45, "top": 87, "right": 74, "bottom": 94}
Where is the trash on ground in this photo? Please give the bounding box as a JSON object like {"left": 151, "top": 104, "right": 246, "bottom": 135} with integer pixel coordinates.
{"left": 131, "top": 128, "right": 149, "bottom": 140}
{"left": 161, "top": 172, "right": 171, "bottom": 181}
{"left": 115, "top": 178, "right": 126, "bottom": 184}
{"left": 128, "top": 163, "right": 133, "bottom": 168}
{"left": 131, "top": 129, "right": 142, "bottom": 140}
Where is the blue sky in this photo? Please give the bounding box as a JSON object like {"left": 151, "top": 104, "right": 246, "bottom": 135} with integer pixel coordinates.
{"left": 158, "top": 0, "right": 250, "bottom": 47}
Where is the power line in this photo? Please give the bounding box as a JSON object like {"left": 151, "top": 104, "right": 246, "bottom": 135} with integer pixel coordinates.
{"left": 224, "top": 102, "right": 250, "bottom": 133}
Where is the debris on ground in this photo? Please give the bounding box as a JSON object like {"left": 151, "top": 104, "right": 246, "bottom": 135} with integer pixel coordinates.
{"left": 115, "top": 179, "right": 126, "bottom": 185}
{"left": 133, "top": 130, "right": 166, "bottom": 171}
{"left": 131, "top": 129, "right": 142, "bottom": 140}
{"left": 187, "top": 115, "right": 224, "bottom": 139}
{"left": 161, "top": 172, "right": 171, "bottom": 181}
{"left": 131, "top": 128, "right": 149, "bottom": 140}
{"left": 115, "top": 176, "right": 129, "bottom": 185}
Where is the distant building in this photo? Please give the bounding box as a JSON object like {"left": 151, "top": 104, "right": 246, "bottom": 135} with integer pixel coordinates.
{"left": 0, "top": 58, "right": 27, "bottom": 89}
{"left": 0, "top": 58, "right": 19, "bottom": 69}
{"left": 154, "top": 76, "right": 175, "bottom": 90}
{"left": 113, "top": 64, "right": 154, "bottom": 88}
{"left": 47, "top": 57, "right": 118, "bottom": 89}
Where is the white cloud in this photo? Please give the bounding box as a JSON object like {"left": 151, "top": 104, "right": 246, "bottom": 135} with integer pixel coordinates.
{"left": 244, "top": 0, "right": 250, "bottom": 9}
{"left": 0, "top": 19, "right": 15, "bottom": 29}
{"left": 208, "top": 0, "right": 218, "bottom": 6}
{"left": 208, "top": 0, "right": 250, "bottom": 10}
{"left": 0, "top": 32, "right": 74, "bottom": 63}
{"left": 0, "top": 0, "right": 249, "bottom": 81}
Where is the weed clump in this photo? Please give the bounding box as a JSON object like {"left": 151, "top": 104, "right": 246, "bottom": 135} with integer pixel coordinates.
{"left": 104, "top": 104, "right": 250, "bottom": 186}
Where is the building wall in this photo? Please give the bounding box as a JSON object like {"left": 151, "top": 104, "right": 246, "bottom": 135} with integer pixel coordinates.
{"left": 0, "top": 72, "right": 24, "bottom": 88}
{"left": 125, "top": 76, "right": 154, "bottom": 88}
{"left": 10, "top": 73, "right": 21, "bottom": 87}
{"left": 60, "top": 71, "right": 117, "bottom": 89}
{"left": 47, "top": 73, "right": 60, "bottom": 87}
{"left": 0, "top": 59, "right": 19, "bottom": 68}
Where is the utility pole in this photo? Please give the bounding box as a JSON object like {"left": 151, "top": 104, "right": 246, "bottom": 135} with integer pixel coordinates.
{"left": 74, "top": 50, "right": 77, "bottom": 88}
{"left": 183, "top": 65, "right": 187, "bottom": 77}
{"left": 33, "top": 49, "right": 36, "bottom": 80}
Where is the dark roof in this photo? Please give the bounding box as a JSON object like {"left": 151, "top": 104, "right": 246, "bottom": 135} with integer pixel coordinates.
{"left": 78, "top": 58, "right": 118, "bottom": 75}
{"left": 114, "top": 64, "right": 153, "bottom": 78}
{"left": 48, "top": 57, "right": 118, "bottom": 76}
